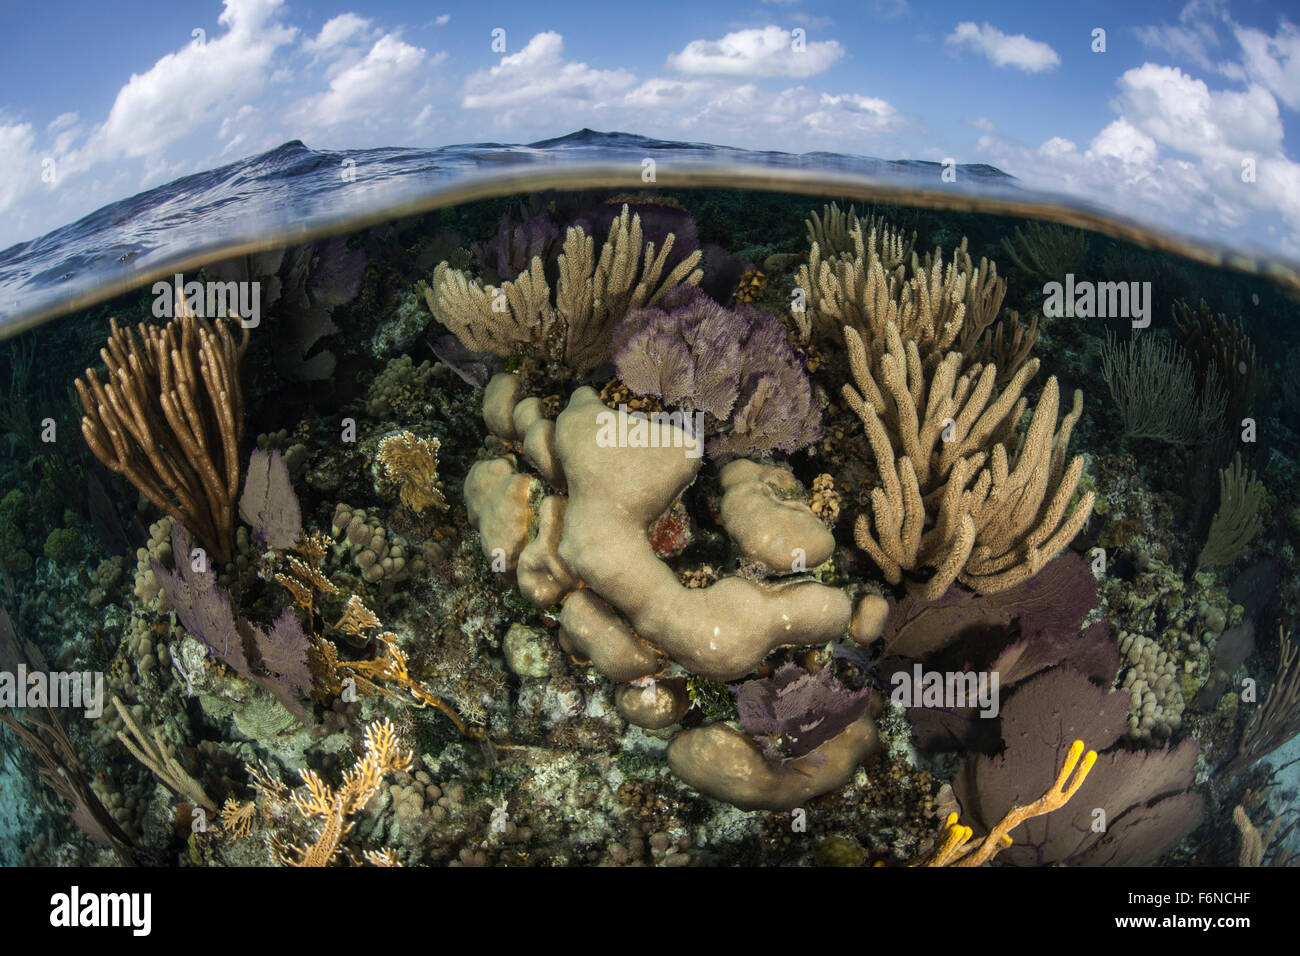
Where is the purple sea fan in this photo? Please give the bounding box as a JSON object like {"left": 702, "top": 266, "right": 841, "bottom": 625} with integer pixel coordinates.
{"left": 238, "top": 448, "right": 302, "bottom": 551}
{"left": 612, "top": 286, "right": 742, "bottom": 418}
{"left": 152, "top": 522, "right": 250, "bottom": 677}
{"left": 472, "top": 204, "right": 563, "bottom": 283}
{"left": 737, "top": 663, "right": 872, "bottom": 766}
{"left": 708, "top": 360, "right": 822, "bottom": 460}
{"left": 614, "top": 286, "right": 822, "bottom": 458}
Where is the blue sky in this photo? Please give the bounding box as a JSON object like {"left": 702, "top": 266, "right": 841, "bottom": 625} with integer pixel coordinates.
{"left": 1, "top": 0, "right": 1298, "bottom": 256}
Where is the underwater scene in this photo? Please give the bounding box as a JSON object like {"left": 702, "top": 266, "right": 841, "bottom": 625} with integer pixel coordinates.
{"left": 2, "top": 167, "right": 1300, "bottom": 876}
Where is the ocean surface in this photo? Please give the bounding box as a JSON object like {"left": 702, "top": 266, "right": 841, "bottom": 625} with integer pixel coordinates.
{"left": 3, "top": 130, "right": 1296, "bottom": 339}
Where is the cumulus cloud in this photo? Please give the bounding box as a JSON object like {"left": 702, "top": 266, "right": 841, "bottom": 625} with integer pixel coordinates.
{"left": 945, "top": 22, "right": 1060, "bottom": 73}
{"left": 1114, "top": 63, "right": 1282, "bottom": 159}
{"left": 303, "top": 13, "right": 373, "bottom": 56}
{"left": 297, "top": 34, "right": 433, "bottom": 128}
{"left": 1234, "top": 20, "right": 1300, "bottom": 111}
{"left": 972, "top": 54, "right": 1300, "bottom": 256}
{"left": 1086, "top": 118, "right": 1158, "bottom": 167}
{"left": 680, "top": 83, "right": 903, "bottom": 141}
{"left": 81, "top": 0, "right": 296, "bottom": 164}
{"left": 461, "top": 32, "right": 635, "bottom": 113}
{"left": 667, "top": 26, "right": 843, "bottom": 78}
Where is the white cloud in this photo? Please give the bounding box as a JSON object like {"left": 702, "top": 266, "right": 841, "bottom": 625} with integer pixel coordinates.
{"left": 680, "top": 84, "right": 903, "bottom": 140}
{"left": 303, "top": 13, "right": 373, "bottom": 56}
{"left": 1234, "top": 20, "right": 1300, "bottom": 111}
{"left": 47, "top": 112, "right": 78, "bottom": 133}
{"left": 945, "top": 22, "right": 1060, "bottom": 73}
{"left": 623, "top": 78, "right": 711, "bottom": 109}
{"left": 298, "top": 34, "right": 432, "bottom": 128}
{"left": 81, "top": 0, "right": 297, "bottom": 164}
{"left": 461, "top": 32, "right": 636, "bottom": 113}
{"left": 1038, "top": 136, "right": 1077, "bottom": 158}
{"left": 1114, "top": 64, "right": 1282, "bottom": 159}
{"left": 0, "top": 122, "right": 39, "bottom": 214}
{"left": 1134, "top": 0, "right": 1229, "bottom": 70}
{"left": 1086, "top": 118, "right": 1157, "bottom": 166}
{"left": 435, "top": 14, "right": 450, "bottom": 26}
{"left": 667, "top": 25, "right": 842, "bottom": 78}
{"left": 971, "top": 54, "right": 1300, "bottom": 257}
{"left": 968, "top": 115, "right": 995, "bottom": 131}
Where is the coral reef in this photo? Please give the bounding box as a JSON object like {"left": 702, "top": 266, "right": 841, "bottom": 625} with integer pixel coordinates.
{"left": 12, "top": 184, "right": 1299, "bottom": 871}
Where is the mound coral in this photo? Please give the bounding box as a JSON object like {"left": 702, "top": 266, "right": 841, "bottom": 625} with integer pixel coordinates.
{"left": 462, "top": 373, "right": 865, "bottom": 809}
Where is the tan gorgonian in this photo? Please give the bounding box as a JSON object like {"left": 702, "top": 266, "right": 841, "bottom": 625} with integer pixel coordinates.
{"left": 842, "top": 322, "right": 1093, "bottom": 598}
{"left": 76, "top": 296, "right": 247, "bottom": 563}
{"left": 420, "top": 204, "right": 702, "bottom": 374}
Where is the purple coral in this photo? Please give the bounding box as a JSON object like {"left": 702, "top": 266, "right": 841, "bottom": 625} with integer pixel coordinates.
{"left": 472, "top": 204, "right": 563, "bottom": 283}
{"left": 238, "top": 448, "right": 302, "bottom": 551}
{"left": 612, "top": 286, "right": 821, "bottom": 459}
{"left": 611, "top": 285, "right": 741, "bottom": 418}
{"left": 736, "top": 663, "right": 871, "bottom": 765}
{"left": 954, "top": 666, "right": 1203, "bottom": 866}
{"left": 154, "top": 522, "right": 314, "bottom": 713}
{"left": 153, "top": 523, "right": 250, "bottom": 677}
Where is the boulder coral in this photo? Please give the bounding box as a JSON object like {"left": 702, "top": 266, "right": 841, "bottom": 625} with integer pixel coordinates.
{"left": 461, "top": 372, "right": 869, "bottom": 809}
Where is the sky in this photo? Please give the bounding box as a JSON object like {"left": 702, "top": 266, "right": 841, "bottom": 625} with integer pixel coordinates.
{"left": 1, "top": 0, "right": 1298, "bottom": 257}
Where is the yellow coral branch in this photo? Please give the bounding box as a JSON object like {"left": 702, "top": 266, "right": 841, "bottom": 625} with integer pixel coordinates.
{"left": 920, "top": 739, "right": 1097, "bottom": 867}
